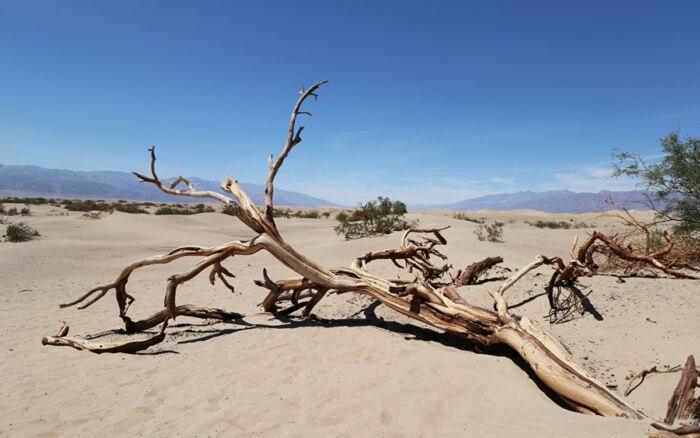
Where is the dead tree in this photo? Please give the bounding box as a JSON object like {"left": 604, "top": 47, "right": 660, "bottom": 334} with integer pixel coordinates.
{"left": 46, "top": 81, "right": 700, "bottom": 426}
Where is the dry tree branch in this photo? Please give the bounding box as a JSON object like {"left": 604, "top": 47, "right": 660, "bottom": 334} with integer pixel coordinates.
{"left": 42, "top": 321, "right": 168, "bottom": 354}
{"left": 265, "top": 80, "right": 329, "bottom": 224}
{"left": 45, "top": 80, "right": 700, "bottom": 427}
{"left": 651, "top": 355, "right": 700, "bottom": 436}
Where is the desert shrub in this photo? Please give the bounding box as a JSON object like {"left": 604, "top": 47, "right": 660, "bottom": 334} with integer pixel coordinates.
{"left": 525, "top": 220, "right": 592, "bottom": 229}
{"left": 113, "top": 203, "right": 149, "bottom": 214}
{"left": 272, "top": 208, "right": 292, "bottom": 218}
{"left": 452, "top": 212, "right": 484, "bottom": 223}
{"left": 293, "top": 209, "right": 320, "bottom": 219}
{"left": 334, "top": 196, "right": 415, "bottom": 239}
{"left": 221, "top": 204, "right": 238, "bottom": 216}
{"left": 474, "top": 221, "right": 505, "bottom": 242}
{"left": 20, "top": 207, "right": 31, "bottom": 216}
{"left": 613, "top": 130, "right": 700, "bottom": 235}
{"left": 321, "top": 211, "right": 331, "bottom": 219}
{"left": 62, "top": 199, "right": 114, "bottom": 212}
{"left": 0, "top": 197, "right": 54, "bottom": 205}
{"left": 0, "top": 203, "right": 4, "bottom": 214}
{"left": 155, "top": 203, "right": 215, "bottom": 215}
{"left": 4, "top": 222, "right": 40, "bottom": 242}
{"left": 528, "top": 220, "right": 571, "bottom": 229}
{"left": 5, "top": 207, "right": 18, "bottom": 216}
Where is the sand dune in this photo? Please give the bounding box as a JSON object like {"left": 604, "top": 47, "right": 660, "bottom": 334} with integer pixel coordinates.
{"left": 1, "top": 206, "right": 697, "bottom": 437}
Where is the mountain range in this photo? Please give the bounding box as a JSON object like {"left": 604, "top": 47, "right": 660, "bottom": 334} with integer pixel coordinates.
{"left": 412, "top": 190, "right": 651, "bottom": 213}
{"left": 0, "top": 163, "right": 652, "bottom": 213}
{"left": 0, "top": 164, "right": 335, "bottom": 207}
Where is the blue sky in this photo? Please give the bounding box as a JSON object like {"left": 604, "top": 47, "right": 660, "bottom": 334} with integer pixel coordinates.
{"left": 1, "top": 1, "right": 699, "bottom": 205}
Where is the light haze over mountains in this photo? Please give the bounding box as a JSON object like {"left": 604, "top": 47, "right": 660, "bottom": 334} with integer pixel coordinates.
{"left": 0, "top": 163, "right": 649, "bottom": 213}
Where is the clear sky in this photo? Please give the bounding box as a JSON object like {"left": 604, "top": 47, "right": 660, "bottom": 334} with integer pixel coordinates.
{"left": 1, "top": 1, "right": 699, "bottom": 205}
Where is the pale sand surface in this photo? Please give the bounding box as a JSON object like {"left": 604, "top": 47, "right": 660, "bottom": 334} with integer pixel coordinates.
{"left": 1, "top": 205, "right": 698, "bottom": 437}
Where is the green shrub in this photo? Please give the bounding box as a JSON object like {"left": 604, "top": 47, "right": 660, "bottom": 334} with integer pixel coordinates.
{"left": 113, "top": 203, "right": 149, "bottom": 214}
{"left": 334, "top": 196, "right": 415, "bottom": 239}
{"left": 272, "top": 208, "right": 292, "bottom": 218}
{"left": 293, "top": 209, "right": 320, "bottom": 219}
{"left": 525, "top": 220, "right": 592, "bottom": 229}
{"left": 4, "top": 222, "right": 40, "bottom": 242}
{"left": 155, "top": 203, "right": 215, "bottom": 215}
{"left": 221, "top": 204, "right": 238, "bottom": 216}
{"left": 474, "top": 221, "right": 505, "bottom": 242}
{"left": 452, "top": 212, "right": 484, "bottom": 223}
{"left": 613, "top": 131, "right": 700, "bottom": 235}
{"left": 62, "top": 199, "right": 114, "bottom": 212}
{"left": 0, "top": 197, "right": 55, "bottom": 205}
{"left": 527, "top": 220, "right": 571, "bottom": 229}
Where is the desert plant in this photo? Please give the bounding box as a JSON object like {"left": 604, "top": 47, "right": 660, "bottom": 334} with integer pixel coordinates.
{"left": 334, "top": 196, "right": 414, "bottom": 239}
{"left": 0, "top": 197, "right": 55, "bottom": 205}
{"left": 321, "top": 211, "right": 330, "bottom": 218}
{"left": 452, "top": 212, "right": 484, "bottom": 223}
{"left": 527, "top": 220, "right": 572, "bottom": 229}
{"left": 293, "top": 209, "right": 320, "bottom": 219}
{"left": 62, "top": 199, "right": 114, "bottom": 212}
{"left": 154, "top": 204, "right": 215, "bottom": 215}
{"left": 474, "top": 221, "right": 504, "bottom": 242}
{"left": 221, "top": 204, "right": 238, "bottom": 216}
{"left": 20, "top": 207, "right": 31, "bottom": 216}
{"left": 4, "top": 222, "right": 40, "bottom": 242}
{"left": 113, "top": 203, "right": 149, "bottom": 214}
{"left": 613, "top": 130, "right": 700, "bottom": 235}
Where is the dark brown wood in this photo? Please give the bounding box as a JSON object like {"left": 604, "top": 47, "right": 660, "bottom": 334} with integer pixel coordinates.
{"left": 454, "top": 256, "right": 503, "bottom": 286}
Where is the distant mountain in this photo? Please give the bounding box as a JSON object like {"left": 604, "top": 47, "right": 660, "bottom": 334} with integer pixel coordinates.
{"left": 0, "top": 164, "right": 336, "bottom": 207}
{"left": 413, "top": 190, "right": 653, "bottom": 213}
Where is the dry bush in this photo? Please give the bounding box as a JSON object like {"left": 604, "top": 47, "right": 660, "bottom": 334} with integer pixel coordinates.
{"left": 4, "top": 222, "right": 40, "bottom": 242}
{"left": 526, "top": 219, "right": 592, "bottom": 229}
{"left": 452, "top": 212, "right": 484, "bottom": 223}
{"left": 155, "top": 203, "right": 215, "bottom": 215}
{"left": 474, "top": 221, "right": 504, "bottom": 242}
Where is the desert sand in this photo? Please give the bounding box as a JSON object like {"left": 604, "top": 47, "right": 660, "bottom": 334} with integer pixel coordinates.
{"left": 1, "top": 205, "right": 698, "bottom": 437}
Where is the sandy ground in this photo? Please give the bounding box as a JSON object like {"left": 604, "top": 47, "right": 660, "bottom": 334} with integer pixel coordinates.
{"left": 1, "top": 205, "right": 698, "bottom": 437}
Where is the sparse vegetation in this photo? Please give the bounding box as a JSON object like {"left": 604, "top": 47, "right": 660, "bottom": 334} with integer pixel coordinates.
{"left": 525, "top": 219, "right": 592, "bottom": 229}
{"left": 0, "top": 197, "right": 57, "bottom": 205}
{"left": 474, "top": 221, "right": 505, "bottom": 242}
{"left": 334, "top": 196, "right": 414, "bottom": 239}
{"left": 268, "top": 208, "right": 323, "bottom": 219}
{"left": 113, "top": 203, "right": 149, "bottom": 214}
{"left": 452, "top": 212, "right": 484, "bottom": 223}
{"left": 62, "top": 199, "right": 114, "bottom": 212}
{"left": 221, "top": 204, "right": 238, "bottom": 216}
{"left": 0, "top": 206, "right": 32, "bottom": 216}
{"left": 293, "top": 209, "right": 320, "bottom": 219}
{"left": 154, "top": 203, "right": 215, "bottom": 215}
{"left": 4, "top": 222, "right": 40, "bottom": 242}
